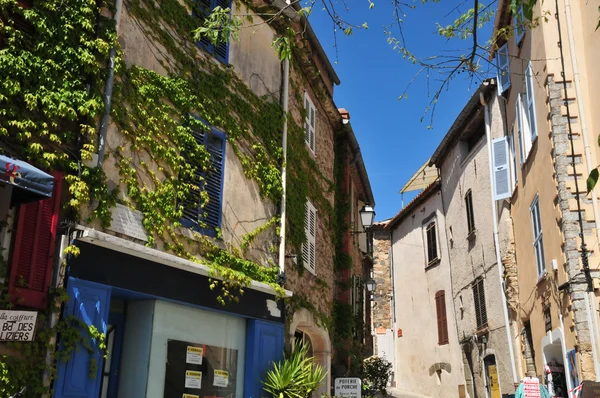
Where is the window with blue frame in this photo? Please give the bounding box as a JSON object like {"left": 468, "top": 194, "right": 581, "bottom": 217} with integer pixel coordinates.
{"left": 181, "top": 120, "right": 226, "bottom": 235}
{"left": 194, "top": 0, "right": 232, "bottom": 63}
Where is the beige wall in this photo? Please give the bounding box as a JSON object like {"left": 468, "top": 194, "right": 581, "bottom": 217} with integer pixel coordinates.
{"left": 389, "top": 188, "right": 466, "bottom": 397}
{"left": 439, "top": 94, "right": 517, "bottom": 396}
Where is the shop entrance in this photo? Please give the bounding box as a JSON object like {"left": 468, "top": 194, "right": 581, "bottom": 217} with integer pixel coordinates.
{"left": 484, "top": 355, "right": 501, "bottom": 398}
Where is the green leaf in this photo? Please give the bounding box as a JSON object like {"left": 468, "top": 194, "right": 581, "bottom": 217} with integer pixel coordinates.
{"left": 587, "top": 168, "right": 599, "bottom": 193}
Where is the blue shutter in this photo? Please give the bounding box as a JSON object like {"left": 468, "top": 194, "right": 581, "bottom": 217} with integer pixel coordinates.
{"left": 204, "top": 130, "right": 225, "bottom": 230}
{"left": 194, "top": 0, "right": 212, "bottom": 50}
{"left": 54, "top": 278, "right": 111, "bottom": 398}
{"left": 181, "top": 128, "right": 206, "bottom": 227}
{"left": 244, "top": 320, "right": 284, "bottom": 398}
{"left": 213, "top": 0, "right": 231, "bottom": 63}
{"left": 496, "top": 43, "right": 511, "bottom": 94}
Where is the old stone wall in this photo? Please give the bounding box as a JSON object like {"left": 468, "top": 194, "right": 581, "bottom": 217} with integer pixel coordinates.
{"left": 372, "top": 225, "right": 392, "bottom": 330}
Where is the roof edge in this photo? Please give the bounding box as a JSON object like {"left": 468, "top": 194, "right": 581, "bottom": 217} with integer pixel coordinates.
{"left": 343, "top": 120, "right": 375, "bottom": 206}
{"left": 385, "top": 180, "right": 440, "bottom": 231}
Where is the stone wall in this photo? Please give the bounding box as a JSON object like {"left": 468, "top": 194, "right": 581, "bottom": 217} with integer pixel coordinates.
{"left": 372, "top": 224, "right": 392, "bottom": 330}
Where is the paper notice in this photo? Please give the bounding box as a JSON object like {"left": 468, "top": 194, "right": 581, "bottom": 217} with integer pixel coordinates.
{"left": 213, "top": 369, "right": 229, "bottom": 387}
{"left": 185, "top": 370, "right": 202, "bottom": 389}
{"left": 182, "top": 395, "right": 199, "bottom": 398}
{"left": 186, "top": 346, "right": 203, "bottom": 365}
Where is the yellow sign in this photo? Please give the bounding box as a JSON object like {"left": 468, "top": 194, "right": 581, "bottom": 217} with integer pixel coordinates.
{"left": 183, "top": 395, "right": 199, "bottom": 398}
{"left": 186, "top": 346, "right": 203, "bottom": 365}
{"left": 185, "top": 370, "right": 202, "bottom": 389}
{"left": 214, "top": 369, "right": 229, "bottom": 387}
{"left": 487, "top": 364, "right": 501, "bottom": 398}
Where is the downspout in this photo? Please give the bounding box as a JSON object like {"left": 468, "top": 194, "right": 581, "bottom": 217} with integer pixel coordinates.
{"left": 97, "top": 0, "right": 123, "bottom": 167}
{"left": 277, "top": 57, "right": 290, "bottom": 278}
{"left": 480, "top": 92, "right": 519, "bottom": 385}
{"left": 563, "top": 0, "right": 600, "bottom": 379}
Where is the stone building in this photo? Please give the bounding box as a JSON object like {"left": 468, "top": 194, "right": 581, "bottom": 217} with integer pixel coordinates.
{"left": 0, "top": 0, "right": 374, "bottom": 396}
{"left": 430, "top": 81, "right": 519, "bottom": 398}
{"left": 492, "top": 0, "right": 600, "bottom": 390}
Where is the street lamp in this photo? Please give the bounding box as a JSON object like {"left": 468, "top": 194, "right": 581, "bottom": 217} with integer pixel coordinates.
{"left": 360, "top": 204, "right": 376, "bottom": 229}
{"left": 365, "top": 278, "right": 377, "bottom": 293}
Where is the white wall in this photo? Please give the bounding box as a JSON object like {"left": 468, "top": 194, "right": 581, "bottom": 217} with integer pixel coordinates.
{"left": 390, "top": 189, "right": 466, "bottom": 397}
{"left": 146, "top": 300, "right": 247, "bottom": 398}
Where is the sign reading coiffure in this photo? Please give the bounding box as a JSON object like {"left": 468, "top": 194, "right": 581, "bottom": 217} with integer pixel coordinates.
{"left": 0, "top": 310, "right": 37, "bottom": 341}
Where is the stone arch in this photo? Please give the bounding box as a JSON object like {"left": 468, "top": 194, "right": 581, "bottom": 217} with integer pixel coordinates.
{"left": 289, "top": 308, "right": 332, "bottom": 396}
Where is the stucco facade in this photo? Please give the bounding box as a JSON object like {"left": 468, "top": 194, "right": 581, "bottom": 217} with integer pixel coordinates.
{"left": 385, "top": 183, "right": 466, "bottom": 397}
{"left": 431, "top": 86, "right": 519, "bottom": 398}
{"left": 493, "top": 0, "right": 600, "bottom": 388}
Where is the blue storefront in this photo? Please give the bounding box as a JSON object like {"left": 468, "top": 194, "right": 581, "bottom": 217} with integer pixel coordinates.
{"left": 52, "top": 229, "right": 285, "bottom": 398}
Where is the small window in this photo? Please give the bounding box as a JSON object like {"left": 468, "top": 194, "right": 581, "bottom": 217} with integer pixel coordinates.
{"left": 524, "top": 63, "right": 537, "bottom": 141}
{"left": 496, "top": 42, "right": 511, "bottom": 94}
{"left": 304, "top": 91, "right": 316, "bottom": 154}
{"left": 302, "top": 199, "right": 317, "bottom": 274}
{"left": 425, "top": 221, "right": 439, "bottom": 265}
{"left": 435, "top": 290, "right": 449, "bottom": 345}
{"left": 465, "top": 190, "right": 475, "bottom": 234}
{"left": 181, "top": 123, "right": 226, "bottom": 235}
{"left": 194, "top": 0, "right": 232, "bottom": 63}
{"left": 473, "top": 278, "right": 487, "bottom": 329}
{"left": 530, "top": 195, "right": 546, "bottom": 277}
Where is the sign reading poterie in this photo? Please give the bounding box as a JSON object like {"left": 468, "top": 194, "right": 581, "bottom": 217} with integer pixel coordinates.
{"left": 335, "top": 378, "right": 361, "bottom": 398}
{"left": 0, "top": 310, "right": 37, "bottom": 341}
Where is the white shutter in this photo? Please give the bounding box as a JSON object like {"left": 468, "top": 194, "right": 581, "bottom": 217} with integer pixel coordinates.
{"left": 302, "top": 199, "right": 317, "bottom": 274}
{"left": 525, "top": 63, "right": 537, "bottom": 140}
{"left": 496, "top": 43, "right": 511, "bottom": 94}
{"left": 304, "top": 91, "right": 316, "bottom": 154}
{"left": 509, "top": 127, "right": 518, "bottom": 188}
{"left": 492, "top": 137, "right": 511, "bottom": 200}
{"left": 516, "top": 94, "right": 531, "bottom": 164}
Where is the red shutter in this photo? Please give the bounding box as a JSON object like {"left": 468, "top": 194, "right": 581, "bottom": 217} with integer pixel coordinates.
{"left": 435, "top": 290, "right": 448, "bottom": 345}
{"left": 8, "top": 171, "right": 63, "bottom": 309}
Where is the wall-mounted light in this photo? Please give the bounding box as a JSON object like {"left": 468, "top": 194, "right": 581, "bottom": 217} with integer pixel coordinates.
{"left": 365, "top": 277, "right": 377, "bottom": 293}
{"left": 351, "top": 204, "right": 376, "bottom": 235}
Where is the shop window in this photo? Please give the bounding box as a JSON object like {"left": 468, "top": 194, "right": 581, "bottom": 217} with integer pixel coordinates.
{"left": 193, "top": 0, "right": 231, "bottom": 63}
{"left": 473, "top": 278, "right": 487, "bottom": 329}
{"left": 465, "top": 190, "right": 475, "bottom": 235}
{"left": 304, "top": 91, "right": 316, "bottom": 154}
{"left": 180, "top": 121, "right": 226, "bottom": 236}
{"left": 425, "top": 220, "right": 439, "bottom": 265}
{"left": 302, "top": 199, "right": 317, "bottom": 274}
{"left": 435, "top": 290, "right": 448, "bottom": 345}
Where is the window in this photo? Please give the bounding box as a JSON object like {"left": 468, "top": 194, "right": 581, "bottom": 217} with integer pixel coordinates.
{"left": 181, "top": 123, "right": 226, "bottom": 235}
{"left": 425, "top": 221, "right": 439, "bottom": 265}
{"left": 435, "top": 290, "right": 449, "bottom": 345}
{"left": 530, "top": 195, "right": 546, "bottom": 277}
{"left": 514, "top": 3, "right": 526, "bottom": 46}
{"left": 496, "top": 42, "right": 511, "bottom": 94}
{"left": 524, "top": 63, "right": 538, "bottom": 141}
{"left": 492, "top": 137, "right": 511, "bottom": 200}
{"left": 473, "top": 278, "right": 487, "bottom": 329}
{"left": 302, "top": 199, "right": 317, "bottom": 274}
{"left": 194, "top": 0, "right": 231, "bottom": 63}
{"left": 465, "top": 190, "right": 475, "bottom": 234}
{"left": 304, "top": 91, "right": 316, "bottom": 154}
{"left": 516, "top": 94, "right": 529, "bottom": 165}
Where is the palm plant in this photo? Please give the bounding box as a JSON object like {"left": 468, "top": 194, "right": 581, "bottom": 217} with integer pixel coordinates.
{"left": 263, "top": 341, "right": 326, "bottom": 398}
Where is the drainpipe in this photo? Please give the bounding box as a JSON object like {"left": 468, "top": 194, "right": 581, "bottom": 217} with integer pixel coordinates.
{"left": 563, "top": 0, "right": 600, "bottom": 379}
{"left": 480, "top": 92, "right": 519, "bottom": 385}
{"left": 97, "top": 0, "right": 123, "bottom": 167}
{"left": 277, "top": 57, "right": 290, "bottom": 278}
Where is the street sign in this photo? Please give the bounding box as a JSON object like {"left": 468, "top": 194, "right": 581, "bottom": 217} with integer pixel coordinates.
{"left": 335, "top": 377, "right": 361, "bottom": 398}
{"left": 0, "top": 310, "right": 37, "bottom": 341}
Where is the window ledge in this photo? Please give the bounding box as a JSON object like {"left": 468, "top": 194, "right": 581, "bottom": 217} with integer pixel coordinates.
{"left": 425, "top": 257, "right": 441, "bottom": 270}
{"left": 537, "top": 271, "right": 547, "bottom": 285}
{"left": 467, "top": 229, "right": 477, "bottom": 241}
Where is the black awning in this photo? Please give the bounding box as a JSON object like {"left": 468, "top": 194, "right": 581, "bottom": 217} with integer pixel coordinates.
{"left": 0, "top": 155, "right": 54, "bottom": 204}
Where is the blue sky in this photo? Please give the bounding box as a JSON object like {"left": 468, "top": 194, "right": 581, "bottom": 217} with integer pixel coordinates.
{"left": 308, "top": 2, "right": 495, "bottom": 221}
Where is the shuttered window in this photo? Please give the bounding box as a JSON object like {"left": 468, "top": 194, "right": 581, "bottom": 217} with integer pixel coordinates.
{"left": 8, "top": 171, "right": 63, "bottom": 309}
{"left": 514, "top": 3, "right": 525, "bottom": 46}
{"left": 465, "top": 190, "right": 475, "bottom": 234}
{"left": 194, "top": 0, "right": 231, "bottom": 63}
{"left": 425, "top": 221, "right": 438, "bottom": 265}
{"left": 473, "top": 278, "right": 488, "bottom": 329}
{"left": 302, "top": 200, "right": 317, "bottom": 274}
{"left": 530, "top": 195, "right": 546, "bottom": 277}
{"left": 492, "top": 137, "right": 511, "bottom": 200}
{"left": 509, "top": 125, "right": 518, "bottom": 189}
{"left": 524, "top": 62, "right": 537, "bottom": 141}
{"left": 496, "top": 42, "right": 511, "bottom": 94}
{"left": 304, "top": 92, "right": 316, "bottom": 154}
{"left": 181, "top": 125, "right": 226, "bottom": 235}
{"left": 435, "top": 290, "right": 449, "bottom": 345}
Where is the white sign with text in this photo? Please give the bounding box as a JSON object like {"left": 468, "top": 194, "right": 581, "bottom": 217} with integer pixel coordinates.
{"left": 0, "top": 310, "right": 37, "bottom": 341}
{"left": 335, "top": 378, "right": 361, "bottom": 398}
